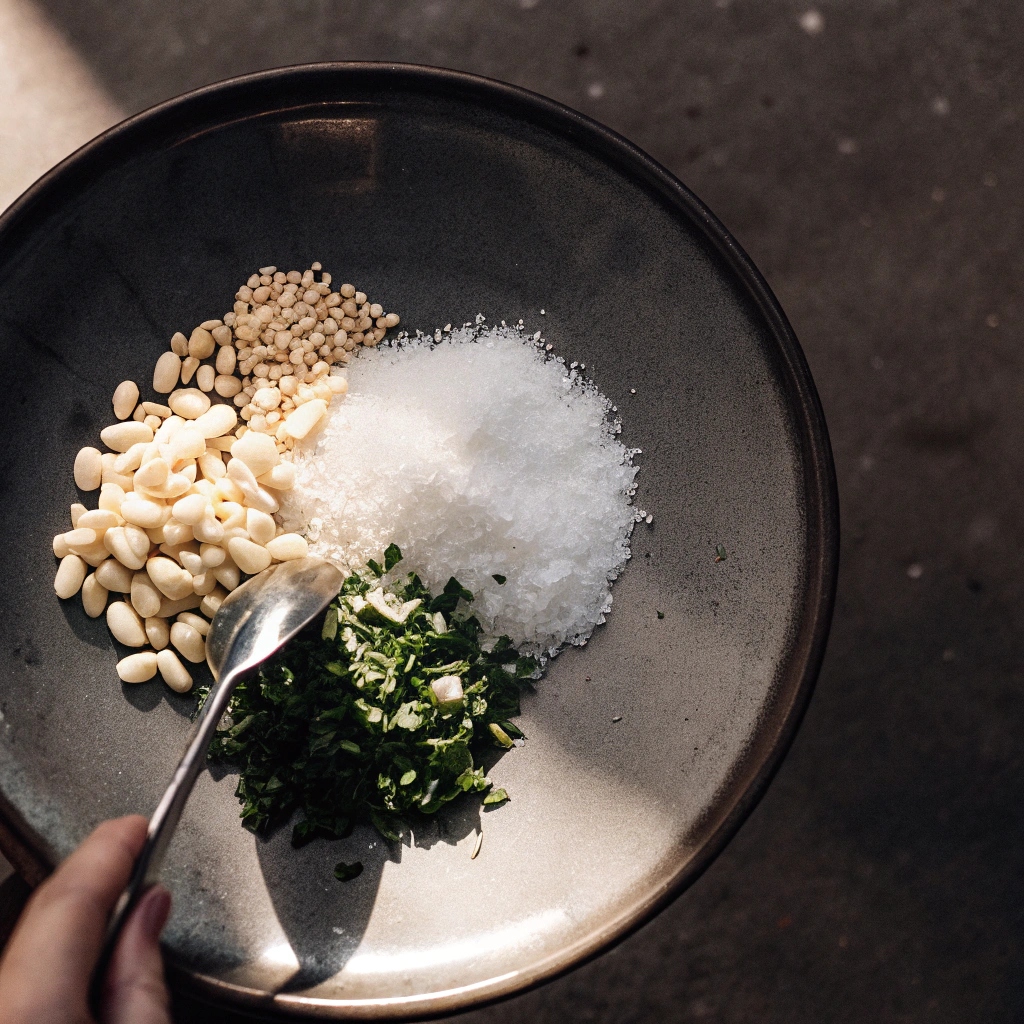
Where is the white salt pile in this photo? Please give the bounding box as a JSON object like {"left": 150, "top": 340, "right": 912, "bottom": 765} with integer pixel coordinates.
{"left": 279, "top": 326, "right": 639, "bottom": 655}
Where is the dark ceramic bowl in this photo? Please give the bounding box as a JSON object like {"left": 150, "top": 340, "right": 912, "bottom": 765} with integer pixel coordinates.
{"left": 0, "top": 64, "right": 837, "bottom": 1018}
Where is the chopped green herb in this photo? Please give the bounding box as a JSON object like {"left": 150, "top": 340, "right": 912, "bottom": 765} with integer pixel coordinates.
{"left": 483, "top": 788, "right": 509, "bottom": 806}
{"left": 492, "top": 574, "right": 507, "bottom": 585}
{"left": 384, "top": 543, "right": 403, "bottom": 572}
{"left": 202, "top": 547, "right": 535, "bottom": 857}
{"left": 715, "top": 544, "right": 727, "bottom": 562}
{"left": 333, "top": 860, "right": 364, "bottom": 882}
{"left": 488, "top": 723, "right": 515, "bottom": 749}
{"left": 656, "top": 610, "right": 665, "bottom": 619}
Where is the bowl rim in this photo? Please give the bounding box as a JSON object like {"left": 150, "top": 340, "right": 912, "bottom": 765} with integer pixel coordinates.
{"left": 0, "top": 60, "right": 839, "bottom": 1020}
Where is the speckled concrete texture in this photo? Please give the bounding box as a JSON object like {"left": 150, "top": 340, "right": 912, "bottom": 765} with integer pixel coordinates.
{"left": 2, "top": 1, "right": 1022, "bottom": 1021}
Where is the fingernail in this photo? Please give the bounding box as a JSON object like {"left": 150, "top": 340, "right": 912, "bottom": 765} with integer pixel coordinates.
{"left": 139, "top": 885, "right": 171, "bottom": 941}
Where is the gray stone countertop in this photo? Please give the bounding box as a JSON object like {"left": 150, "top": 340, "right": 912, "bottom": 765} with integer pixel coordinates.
{"left": 2, "top": 1, "right": 1022, "bottom": 1021}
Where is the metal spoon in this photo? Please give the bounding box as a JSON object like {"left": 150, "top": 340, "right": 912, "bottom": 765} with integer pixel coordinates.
{"left": 92, "top": 556, "right": 344, "bottom": 1001}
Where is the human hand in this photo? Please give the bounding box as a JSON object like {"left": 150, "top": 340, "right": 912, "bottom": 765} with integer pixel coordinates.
{"left": 0, "top": 815, "right": 172, "bottom": 1024}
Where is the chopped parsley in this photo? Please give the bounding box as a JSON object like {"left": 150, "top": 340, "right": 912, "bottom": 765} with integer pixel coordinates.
{"left": 203, "top": 548, "right": 537, "bottom": 859}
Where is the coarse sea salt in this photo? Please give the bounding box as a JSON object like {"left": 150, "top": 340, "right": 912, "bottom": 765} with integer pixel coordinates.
{"left": 279, "top": 326, "right": 639, "bottom": 656}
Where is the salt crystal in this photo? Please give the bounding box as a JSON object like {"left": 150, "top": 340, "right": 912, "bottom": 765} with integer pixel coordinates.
{"left": 280, "top": 326, "right": 639, "bottom": 656}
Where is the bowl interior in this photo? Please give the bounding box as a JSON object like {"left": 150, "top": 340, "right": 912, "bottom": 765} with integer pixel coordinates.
{"left": 0, "top": 66, "right": 835, "bottom": 1018}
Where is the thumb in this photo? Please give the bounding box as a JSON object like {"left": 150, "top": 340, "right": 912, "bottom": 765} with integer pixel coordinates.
{"left": 100, "top": 884, "right": 172, "bottom": 1024}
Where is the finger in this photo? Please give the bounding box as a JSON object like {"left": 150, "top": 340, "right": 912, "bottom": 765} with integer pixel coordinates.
{"left": 101, "top": 884, "right": 172, "bottom": 1024}
{"left": 0, "top": 815, "right": 147, "bottom": 1021}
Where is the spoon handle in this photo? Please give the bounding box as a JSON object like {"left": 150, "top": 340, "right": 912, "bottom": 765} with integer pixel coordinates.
{"left": 89, "top": 666, "right": 242, "bottom": 1007}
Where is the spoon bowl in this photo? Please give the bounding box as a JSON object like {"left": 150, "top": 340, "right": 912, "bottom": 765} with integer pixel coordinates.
{"left": 92, "top": 556, "right": 344, "bottom": 1003}
{"left": 206, "top": 557, "right": 348, "bottom": 682}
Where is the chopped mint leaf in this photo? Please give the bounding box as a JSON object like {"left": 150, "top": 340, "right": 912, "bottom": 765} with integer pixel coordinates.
{"left": 322, "top": 606, "right": 338, "bottom": 641}
{"left": 199, "top": 552, "right": 533, "bottom": 864}
{"left": 384, "top": 543, "right": 403, "bottom": 572}
{"left": 492, "top": 574, "right": 507, "bottom": 585}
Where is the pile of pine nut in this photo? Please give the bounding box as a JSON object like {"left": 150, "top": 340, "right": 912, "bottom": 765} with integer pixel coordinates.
{"left": 53, "top": 263, "right": 399, "bottom": 692}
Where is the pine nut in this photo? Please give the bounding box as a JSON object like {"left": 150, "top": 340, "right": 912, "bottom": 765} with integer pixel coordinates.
{"left": 153, "top": 351, "right": 182, "bottom": 393}
{"left": 113, "top": 441, "right": 148, "bottom": 475}
{"left": 200, "top": 543, "right": 226, "bottom": 567}
{"left": 117, "top": 651, "right": 159, "bottom": 683}
{"left": 177, "top": 611, "right": 210, "bottom": 636}
{"left": 100, "top": 421, "right": 154, "bottom": 453}
{"left": 256, "top": 461, "right": 295, "bottom": 491}
{"left": 161, "top": 520, "right": 194, "bottom": 546}
{"left": 107, "top": 601, "right": 147, "bottom": 646}
{"left": 145, "top": 616, "right": 170, "bottom": 649}
{"left": 130, "top": 572, "right": 163, "bottom": 619}
{"left": 120, "top": 498, "right": 166, "bottom": 529}
{"left": 231, "top": 431, "right": 279, "bottom": 477}
{"left": 73, "top": 447, "right": 103, "bottom": 490}
{"left": 196, "top": 365, "right": 216, "bottom": 392}
{"left": 103, "top": 526, "right": 148, "bottom": 570}
{"left": 112, "top": 380, "right": 139, "bottom": 420}
{"left": 192, "top": 506, "right": 225, "bottom": 544}
{"left": 283, "top": 398, "right": 327, "bottom": 439}
{"left": 77, "top": 509, "right": 119, "bottom": 531}
{"left": 227, "top": 536, "right": 271, "bottom": 575}
{"left": 191, "top": 570, "right": 217, "bottom": 595}
{"left": 170, "top": 332, "right": 189, "bottom": 357}
{"left": 100, "top": 453, "right": 133, "bottom": 490}
{"left": 134, "top": 457, "right": 169, "bottom": 490}
{"left": 213, "top": 562, "right": 240, "bottom": 590}
{"left": 157, "top": 649, "right": 193, "bottom": 692}
{"left": 157, "top": 593, "right": 202, "bottom": 618}
{"left": 98, "top": 485, "right": 124, "bottom": 514}
{"left": 147, "top": 556, "right": 194, "bottom": 600}
{"left": 170, "top": 493, "right": 207, "bottom": 526}
{"left": 55, "top": 555, "right": 88, "bottom": 598}
{"left": 193, "top": 405, "right": 237, "bottom": 439}
{"left": 169, "top": 424, "right": 206, "bottom": 462}
{"left": 266, "top": 533, "right": 308, "bottom": 561}
{"left": 95, "top": 558, "right": 134, "bottom": 592}
{"left": 245, "top": 508, "right": 276, "bottom": 546}
{"left": 200, "top": 587, "right": 227, "bottom": 618}
{"left": 170, "top": 621, "right": 206, "bottom": 663}
{"left": 64, "top": 527, "right": 100, "bottom": 551}
{"left": 198, "top": 452, "right": 226, "bottom": 481}
{"left": 81, "top": 574, "right": 108, "bottom": 618}
{"left": 178, "top": 547, "right": 204, "bottom": 575}
{"left": 53, "top": 533, "right": 70, "bottom": 558}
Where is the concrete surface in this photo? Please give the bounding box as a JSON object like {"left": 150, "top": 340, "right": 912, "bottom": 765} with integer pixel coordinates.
{"left": 2, "top": 1, "right": 1023, "bottom": 1021}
